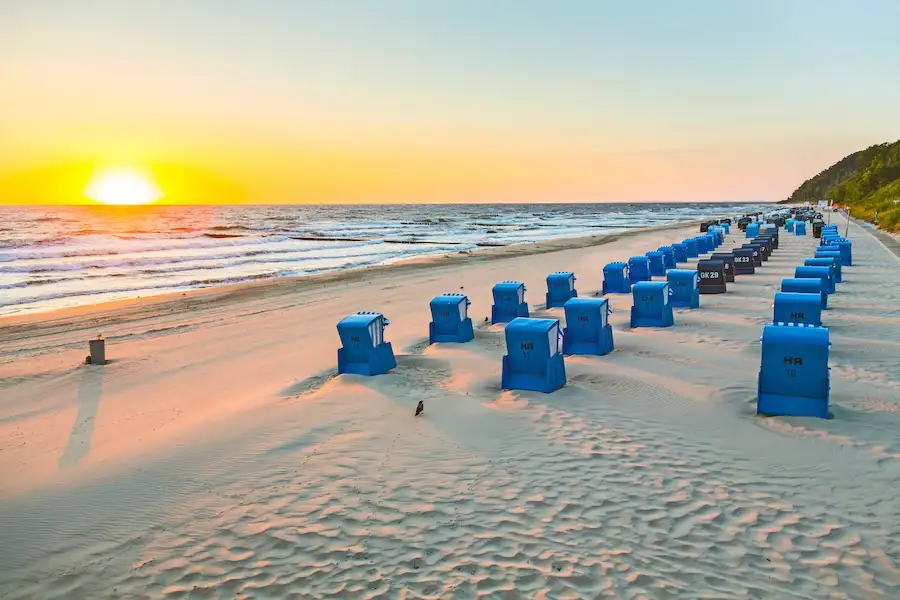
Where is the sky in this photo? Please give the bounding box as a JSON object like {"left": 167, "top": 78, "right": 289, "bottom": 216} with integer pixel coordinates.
{"left": 2, "top": 0, "right": 900, "bottom": 204}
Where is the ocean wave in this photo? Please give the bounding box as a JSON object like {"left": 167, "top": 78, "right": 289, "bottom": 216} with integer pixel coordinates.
{"left": 1, "top": 274, "right": 285, "bottom": 308}
{"left": 2, "top": 243, "right": 466, "bottom": 307}
{"left": 34, "top": 237, "right": 72, "bottom": 247}
{"left": 5, "top": 234, "right": 287, "bottom": 260}
{"left": 132, "top": 248, "right": 411, "bottom": 276}
{"left": 115, "top": 227, "right": 201, "bottom": 236}
{"left": 114, "top": 232, "right": 205, "bottom": 241}
{"left": 0, "top": 239, "right": 397, "bottom": 275}
{"left": 5, "top": 268, "right": 335, "bottom": 306}
{"left": 203, "top": 233, "right": 246, "bottom": 239}
{"left": 398, "top": 218, "right": 454, "bottom": 226}
{"left": 25, "top": 277, "right": 74, "bottom": 287}
{"left": 0, "top": 264, "right": 86, "bottom": 273}
{"left": 0, "top": 202, "right": 769, "bottom": 316}
{"left": 207, "top": 225, "right": 274, "bottom": 232}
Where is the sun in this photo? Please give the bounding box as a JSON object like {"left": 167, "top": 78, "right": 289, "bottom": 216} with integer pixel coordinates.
{"left": 83, "top": 168, "right": 163, "bottom": 205}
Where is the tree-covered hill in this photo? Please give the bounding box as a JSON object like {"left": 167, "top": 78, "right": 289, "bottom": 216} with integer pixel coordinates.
{"left": 783, "top": 140, "right": 900, "bottom": 232}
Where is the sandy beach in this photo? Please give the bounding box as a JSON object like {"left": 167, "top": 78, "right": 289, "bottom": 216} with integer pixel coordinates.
{"left": 1, "top": 213, "right": 899, "bottom": 599}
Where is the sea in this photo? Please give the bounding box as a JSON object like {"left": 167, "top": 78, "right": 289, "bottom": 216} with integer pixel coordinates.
{"left": 0, "top": 203, "right": 769, "bottom": 317}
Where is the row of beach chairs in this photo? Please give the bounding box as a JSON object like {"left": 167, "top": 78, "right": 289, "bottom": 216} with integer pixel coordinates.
{"left": 335, "top": 216, "right": 853, "bottom": 418}
{"left": 759, "top": 222, "right": 852, "bottom": 418}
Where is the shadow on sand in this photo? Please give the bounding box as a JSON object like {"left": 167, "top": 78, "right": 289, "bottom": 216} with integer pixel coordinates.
{"left": 58, "top": 365, "right": 106, "bottom": 469}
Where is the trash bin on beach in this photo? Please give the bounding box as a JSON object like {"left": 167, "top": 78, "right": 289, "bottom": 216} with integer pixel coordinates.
{"left": 501, "top": 318, "right": 566, "bottom": 393}
{"left": 645, "top": 251, "right": 666, "bottom": 277}
{"left": 337, "top": 312, "right": 396, "bottom": 376}
{"left": 666, "top": 269, "right": 700, "bottom": 308}
{"left": 732, "top": 248, "right": 756, "bottom": 275}
{"left": 562, "top": 298, "right": 614, "bottom": 356}
{"left": 795, "top": 265, "right": 835, "bottom": 295}
{"left": 491, "top": 281, "right": 529, "bottom": 324}
{"left": 781, "top": 277, "right": 827, "bottom": 309}
{"left": 710, "top": 252, "right": 736, "bottom": 282}
{"left": 545, "top": 272, "right": 577, "bottom": 308}
{"left": 630, "top": 281, "right": 674, "bottom": 328}
{"left": 697, "top": 259, "right": 727, "bottom": 294}
{"left": 628, "top": 256, "right": 651, "bottom": 284}
{"left": 757, "top": 323, "right": 830, "bottom": 418}
{"left": 773, "top": 292, "right": 822, "bottom": 327}
{"left": 658, "top": 246, "right": 676, "bottom": 269}
{"left": 602, "top": 262, "right": 631, "bottom": 294}
{"left": 88, "top": 336, "right": 107, "bottom": 365}
{"left": 429, "top": 294, "right": 474, "bottom": 344}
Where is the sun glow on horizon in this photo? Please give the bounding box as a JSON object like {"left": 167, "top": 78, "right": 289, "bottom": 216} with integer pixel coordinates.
{"left": 83, "top": 168, "right": 163, "bottom": 205}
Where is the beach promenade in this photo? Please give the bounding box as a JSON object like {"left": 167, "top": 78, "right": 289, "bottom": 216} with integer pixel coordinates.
{"left": 1, "top": 214, "right": 898, "bottom": 599}
{"left": 853, "top": 218, "right": 900, "bottom": 260}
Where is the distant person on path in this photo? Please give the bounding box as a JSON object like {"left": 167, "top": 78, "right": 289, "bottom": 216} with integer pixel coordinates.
{"left": 415, "top": 400, "right": 424, "bottom": 417}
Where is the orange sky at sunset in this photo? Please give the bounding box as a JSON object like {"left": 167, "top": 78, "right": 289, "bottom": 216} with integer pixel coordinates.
{"left": 3, "top": 1, "right": 899, "bottom": 205}
{"left": 0, "top": 140, "right": 861, "bottom": 206}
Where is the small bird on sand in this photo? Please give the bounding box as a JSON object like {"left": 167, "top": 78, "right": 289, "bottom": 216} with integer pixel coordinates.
{"left": 415, "top": 400, "right": 424, "bottom": 416}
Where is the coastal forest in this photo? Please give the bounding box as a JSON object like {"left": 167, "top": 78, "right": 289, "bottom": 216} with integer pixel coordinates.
{"left": 784, "top": 139, "right": 900, "bottom": 232}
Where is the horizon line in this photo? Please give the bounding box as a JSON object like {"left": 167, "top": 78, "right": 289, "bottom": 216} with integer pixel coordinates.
{"left": 0, "top": 199, "right": 781, "bottom": 207}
